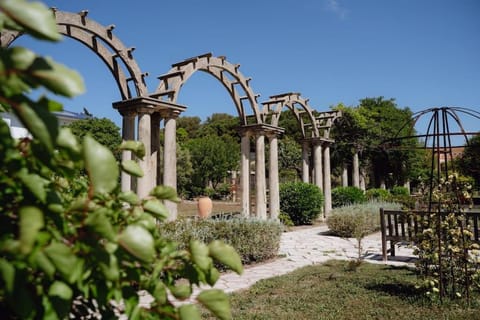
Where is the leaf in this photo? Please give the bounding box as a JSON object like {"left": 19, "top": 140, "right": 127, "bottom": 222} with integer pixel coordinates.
{"left": 7, "top": 46, "right": 36, "bottom": 70}
{"left": 179, "top": 304, "right": 201, "bottom": 320}
{"left": 170, "top": 283, "right": 192, "bottom": 300}
{"left": 44, "top": 242, "right": 81, "bottom": 283}
{"left": 0, "top": 259, "right": 15, "bottom": 293}
{"left": 118, "top": 191, "right": 140, "bottom": 205}
{"left": 208, "top": 240, "right": 243, "bottom": 275}
{"left": 85, "top": 209, "right": 116, "bottom": 241}
{"left": 29, "top": 56, "right": 85, "bottom": 97}
{"left": 48, "top": 281, "right": 73, "bottom": 319}
{"left": 56, "top": 127, "right": 81, "bottom": 154}
{"left": 143, "top": 199, "right": 169, "bottom": 219}
{"left": 119, "top": 140, "right": 145, "bottom": 159}
{"left": 33, "top": 251, "right": 55, "bottom": 278}
{"left": 149, "top": 185, "right": 180, "bottom": 202}
{"left": 206, "top": 267, "right": 220, "bottom": 286}
{"left": 19, "top": 206, "right": 44, "bottom": 254}
{"left": 0, "top": 0, "right": 61, "bottom": 41}
{"left": 17, "top": 169, "right": 48, "bottom": 203}
{"left": 190, "top": 240, "right": 212, "bottom": 272}
{"left": 197, "top": 289, "right": 231, "bottom": 320}
{"left": 135, "top": 213, "right": 156, "bottom": 232}
{"left": 98, "top": 253, "right": 119, "bottom": 281}
{"left": 48, "top": 281, "right": 72, "bottom": 300}
{"left": 118, "top": 225, "right": 155, "bottom": 263}
{"left": 83, "top": 135, "right": 119, "bottom": 195}
{"left": 121, "top": 160, "right": 144, "bottom": 177}
{"left": 14, "top": 100, "right": 58, "bottom": 151}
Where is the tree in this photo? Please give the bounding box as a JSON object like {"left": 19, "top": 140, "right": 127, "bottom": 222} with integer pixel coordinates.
{"left": 457, "top": 134, "right": 480, "bottom": 187}
{"left": 0, "top": 2, "right": 242, "bottom": 319}
{"left": 66, "top": 117, "right": 122, "bottom": 159}
{"left": 278, "top": 135, "right": 302, "bottom": 182}
{"left": 331, "top": 97, "right": 425, "bottom": 189}
{"left": 198, "top": 113, "right": 240, "bottom": 141}
{"left": 177, "top": 116, "right": 201, "bottom": 139}
{"left": 187, "top": 135, "right": 239, "bottom": 194}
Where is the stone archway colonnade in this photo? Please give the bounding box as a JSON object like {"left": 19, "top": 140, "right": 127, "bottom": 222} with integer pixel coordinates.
{"left": 0, "top": 9, "right": 341, "bottom": 220}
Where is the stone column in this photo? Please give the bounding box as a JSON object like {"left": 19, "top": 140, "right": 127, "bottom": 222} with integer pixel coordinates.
{"left": 137, "top": 109, "right": 153, "bottom": 199}
{"left": 352, "top": 151, "right": 360, "bottom": 188}
{"left": 240, "top": 131, "right": 250, "bottom": 217}
{"left": 120, "top": 111, "right": 136, "bottom": 192}
{"left": 151, "top": 113, "right": 161, "bottom": 186}
{"left": 255, "top": 132, "right": 267, "bottom": 219}
{"left": 163, "top": 112, "right": 179, "bottom": 220}
{"left": 267, "top": 132, "right": 280, "bottom": 220}
{"left": 323, "top": 143, "right": 332, "bottom": 216}
{"left": 360, "top": 167, "right": 366, "bottom": 191}
{"left": 342, "top": 164, "right": 348, "bottom": 187}
{"left": 313, "top": 142, "right": 323, "bottom": 191}
{"left": 302, "top": 141, "right": 310, "bottom": 183}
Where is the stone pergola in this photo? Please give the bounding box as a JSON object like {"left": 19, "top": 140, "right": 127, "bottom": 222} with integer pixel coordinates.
{"left": 261, "top": 93, "right": 341, "bottom": 216}
{"left": 1, "top": 9, "right": 342, "bottom": 220}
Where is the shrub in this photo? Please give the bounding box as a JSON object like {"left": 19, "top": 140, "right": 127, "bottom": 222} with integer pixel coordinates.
{"left": 279, "top": 182, "right": 324, "bottom": 225}
{"left": 278, "top": 211, "right": 294, "bottom": 227}
{"left": 365, "top": 188, "right": 390, "bottom": 201}
{"left": 332, "top": 186, "right": 366, "bottom": 207}
{"left": 390, "top": 186, "right": 410, "bottom": 196}
{"left": 326, "top": 201, "right": 402, "bottom": 238}
{"left": 160, "top": 218, "right": 283, "bottom": 266}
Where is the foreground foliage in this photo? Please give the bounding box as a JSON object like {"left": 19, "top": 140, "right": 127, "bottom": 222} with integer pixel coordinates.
{"left": 0, "top": 1, "right": 242, "bottom": 319}
{"left": 204, "top": 260, "right": 480, "bottom": 320}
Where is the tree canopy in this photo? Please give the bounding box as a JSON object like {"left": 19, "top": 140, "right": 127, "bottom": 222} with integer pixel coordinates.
{"left": 457, "top": 134, "right": 480, "bottom": 187}
{"left": 66, "top": 117, "right": 122, "bottom": 159}
{"left": 331, "top": 97, "right": 425, "bottom": 189}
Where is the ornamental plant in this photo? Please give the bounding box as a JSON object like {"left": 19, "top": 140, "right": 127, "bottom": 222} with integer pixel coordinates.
{"left": 413, "top": 174, "right": 480, "bottom": 303}
{"left": 0, "top": 1, "right": 242, "bottom": 319}
{"left": 279, "top": 182, "right": 323, "bottom": 225}
{"left": 331, "top": 186, "right": 366, "bottom": 208}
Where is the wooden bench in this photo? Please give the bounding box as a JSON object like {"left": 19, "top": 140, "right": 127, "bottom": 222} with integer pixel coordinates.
{"left": 380, "top": 208, "right": 480, "bottom": 262}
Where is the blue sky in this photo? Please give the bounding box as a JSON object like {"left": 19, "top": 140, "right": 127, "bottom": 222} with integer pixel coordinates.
{"left": 15, "top": 0, "right": 480, "bottom": 134}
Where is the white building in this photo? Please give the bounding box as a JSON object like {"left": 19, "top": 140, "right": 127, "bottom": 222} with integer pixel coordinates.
{"left": 1, "top": 110, "right": 90, "bottom": 139}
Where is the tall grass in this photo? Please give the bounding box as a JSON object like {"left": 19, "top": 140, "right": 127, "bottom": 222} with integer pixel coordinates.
{"left": 326, "top": 200, "right": 401, "bottom": 237}
{"left": 159, "top": 217, "right": 283, "bottom": 265}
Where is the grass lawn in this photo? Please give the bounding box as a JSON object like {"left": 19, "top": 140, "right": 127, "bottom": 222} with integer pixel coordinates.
{"left": 203, "top": 260, "right": 480, "bottom": 320}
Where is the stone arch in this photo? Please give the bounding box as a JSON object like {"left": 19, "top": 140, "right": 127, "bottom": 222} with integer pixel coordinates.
{"left": 0, "top": 9, "right": 148, "bottom": 100}
{"left": 151, "top": 53, "right": 262, "bottom": 125}
{"left": 261, "top": 92, "right": 319, "bottom": 138}
{"left": 261, "top": 92, "right": 341, "bottom": 217}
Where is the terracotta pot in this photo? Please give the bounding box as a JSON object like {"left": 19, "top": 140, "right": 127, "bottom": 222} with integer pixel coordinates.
{"left": 197, "top": 196, "right": 213, "bottom": 219}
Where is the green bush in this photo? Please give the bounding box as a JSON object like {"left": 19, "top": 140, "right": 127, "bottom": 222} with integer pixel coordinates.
{"left": 332, "top": 186, "right": 366, "bottom": 207}
{"left": 390, "top": 186, "right": 410, "bottom": 196}
{"left": 278, "top": 211, "right": 294, "bottom": 227}
{"left": 365, "top": 188, "right": 390, "bottom": 201}
{"left": 279, "top": 182, "right": 324, "bottom": 225}
{"left": 326, "top": 201, "right": 402, "bottom": 238}
{"left": 160, "top": 218, "right": 283, "bottom": 266}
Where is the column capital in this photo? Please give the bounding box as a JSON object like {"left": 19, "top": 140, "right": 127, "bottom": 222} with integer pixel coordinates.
{"left": 302, "top": 137, "right": 333, "bottom": 146}
{"left": 114, "top": 96, "right": 187, "bottom": 117}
